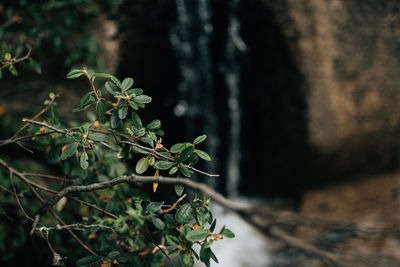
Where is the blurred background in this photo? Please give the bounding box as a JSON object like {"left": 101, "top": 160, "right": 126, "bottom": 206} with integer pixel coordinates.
{"left": 2, "top": 0, "right": 400, "bottom": 266}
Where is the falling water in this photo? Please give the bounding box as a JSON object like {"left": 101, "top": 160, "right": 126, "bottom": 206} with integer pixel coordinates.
{"left": 170, "top": 0, "right": 219, "bottom": 187}
{"left": 224, "top": 0, "right": 247, "bottom": 198}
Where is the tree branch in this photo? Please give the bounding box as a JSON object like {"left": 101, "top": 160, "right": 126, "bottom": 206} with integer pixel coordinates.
{"left": 35, "top": 174, "right": 246, "bottom": 220}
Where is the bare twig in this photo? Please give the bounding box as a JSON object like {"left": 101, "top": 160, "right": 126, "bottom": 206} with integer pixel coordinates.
{"left": 9, "top": 171, "right": 34, "bottom": 221}
{"left": 159, "top": 194, "right": 187, "bottom": 214}
{"left": 269, "top": 227, "right": 343, "bottom": 266}
{"left": 9, "top": 92, "right": 60, "bottom": 139}
{"left": 22, "top": 172, "right": 77, "bottom": 183}
{"left": 37, "top": 223, "right": 114, "bottom": 232}
{"left": 0, "top": 49, "right": 31, "bottom": 71}
{"left": 21, "top": 119, "right": 219, "bottom": 177}
{"left": 34, "top": 174, "right": 246, "bottom": 219}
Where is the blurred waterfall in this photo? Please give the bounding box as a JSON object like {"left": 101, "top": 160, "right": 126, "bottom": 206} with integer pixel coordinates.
{"left": 170, "top": 0, "right": 219, "bottom": 187}
{"left": 224, "top": 0, "right": 247, "bottom": 198}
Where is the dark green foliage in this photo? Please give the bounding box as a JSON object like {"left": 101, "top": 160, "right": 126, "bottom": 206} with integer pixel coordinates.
{"left": 0, "top": 66, "right": 234, "bottom": 266}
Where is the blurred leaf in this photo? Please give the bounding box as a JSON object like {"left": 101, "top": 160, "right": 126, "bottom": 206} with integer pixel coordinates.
{"left": 175, "top": 203, "right": 192, "bottom": 223}
{"left": 186, "top": 229, "right": 209, "bottom": 242}
{"left": 131, "top": 112, "right": 143, "bottom": 128}
{"left": 88, "top": 133, "right": 108, "bottom": 142}
{"left": 121, "top": 77, "right": 134, "bottom": 91}
{"left": 118, "top": 106, "right": 128, "bottom": 119}
{"left": 133, "top": 95, "right": 152, "bottom": 104}
{"left": 151, "top": 217, "right": 165, "bottom": 230}
{"left": 154, "top": 161, "right": 174, "bottom": 170}
{"left": 146, "top": 119, "right": 161, "bottom": 130}
{"left": 193, "top": 134, "right": 207, "bottom": 145}
{"left": 80, "top": 151, "right": 89, "bottom": 169}
{"left": 76, "top": 255, "right": 102, "bottom": 266}
{"left": 66, "top": 69, "right": 83, "bottom": 79}
{"left": 96, "top": 100, "right": 106, "bottom": 124}
{"left": 60, "top": 142, "right": 78, "bottom": 160}
{"left": 136, "top": 157, "right": 149, "bottom": 174}
{"left": 194, "top": 149, "right": 212, "bottom": 161}
{"left": 175, "top": 184, "right": 184, "bottom": 196}
{"left": 147, "top": 202, "right": 163, "bottom": 213}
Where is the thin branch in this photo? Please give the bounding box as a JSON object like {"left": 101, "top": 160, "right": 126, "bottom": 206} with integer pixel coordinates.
{"left": 24, "top": 176, "right": 97, "bottom": 255}
{"left": 0, "top": 49, "right": 31, "bottom": 71}
{"left": 0, "top": 158, "right": 117, "bottom": 220}
{"left": 21, "top": 118, "right": 68, "bottom": 134}
{"left": 21, "top": 119, "right": 219, "bottom": 177}
{"left": 269, "top": 227, "right": 343, "bottom": 266}
{"left": 9, "top": 92, "right": 60, "bottom": 139}
{"left": 9, "top": 171, "right": 34, "bottom": 221}
{"left": 0, "top": 132, "right": 58, "bottom": 147}
{"left": 37, "top": 223, "right": 114, "bottom": 232}
{"left": 159, "top": 194, "right": 187, "bottom": 214}
{"left": 22, "top": 172, "right": 77, "bottom": 183}
{"left": 34, "top": 174, "right": 247, "bottom": 219}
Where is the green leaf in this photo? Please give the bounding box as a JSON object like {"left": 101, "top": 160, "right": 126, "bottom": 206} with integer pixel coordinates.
{"left": 169, "top": 166, "right": 178, "bottom": 175}
{"left": 193, "top": 134, "right": 207, "bottom": 145}
{"left": 166, "top": 235, "right": 180, "bottom": 246}
{"left": 133, "top": 95, "right": 152, "bottom": 104}
{"left": 175, "top": 184, "right": 184, "bottom": 196}
{"left": 182, "top": 252, "right": 194, "bottom": 266}
{"left": 194, "top": 149, "right": 212, "bottom": 161}
{"left": 170, "top": 143, "right": 187, "bottom": 153}
{"left": 28, "top": 58, "right": 41, "bottom": 74}
{"left": 203, "top": 240, "right": 213, "bottom": 249}
{"left": 60, "top": 142, "right": 78, "bottom": 160}
{"left": 76, "top": 255, "right": 102, "bottom": 266}
{"left": 127, "top": 88, "right": 143, "bottom": 95}
{"left": 88, "top": 133, "right": 108, "bottom": 142}
{"left": 140, "top": 135, "right": 154, "bottom": 147}
{"left": 149, "top": 156, "right": 155, "bottom": 166}
{"left": 121, "top": 77, "right": 134, "bottom": 91}
{"left": 131, "top": 112, "right": 143, "bottom": 128}
{"left": 0, "top": 70, "right": 2, "bottom": 79}
{"left": 94, "top": 72, "right": 111, "bottom": 78}
{"left": 179, "top": 146, "right": 194, "bottom": 162}
{"left": 151, "top": 217, "right": 165, "bottom": 230}
{"left": 4, "top": 52, "right": 11, "bottom": 60}
{"left": 154, "top": 161, "right": 174, "bottom": 170}
{"left": 66, "top": 69, "right": 83, "bottom": 79}
{"left": 147, "top": 202, "right": 163, "bottom": 213}
{"left": 186, "top": 229, "right": 209, "bottom": 242}
{"left": 110, "top": 110, "right": 120, "bottom": 129}
{"left": 9, "top": 65, "right": 18, "bottom": 76}
{"left": 118, "top": 106, "right": 128, "bottom": 119}
{"left": 105, "top": 81, "right": 118, "bottom": 94}
{"left": 179, "top": 166, "right": 191, "bottom": 177}
{"left": 128, "top": 100, "right": 138, "bottom": 110}
{"left": 136, "top": 157, "right": 149, "bottom": 174}
{"left": 146, "top": 119, "right": 161, "bottom": 130}
{"left": 175, "top": 203, "right": 192, "bottom": 223}
{"left": 96, "top": 100, "right": 106, "bottom": 124}
{"left": 80, "top": 151, "right": 89, "bottom": 169}
{"left": 210, "top": 250, "right": 219, "bottom": 263}
{"left": 80, "top": 92, "right": 92, "bottom": 108}
{"left": 196, "top": 209, "right": 210, "bottom": 226}
{"left": 200, "top": 247, "right": 211, "bottom": 267}
{"left": 111, "top": 76, "right": 122, "bottom": 88}
{"left": 210, "top": 219, "right": 216, "bottom": 232}
{"left": 107, "top": 251, "right": 120, "bottom": 259}
{"left": 221, "top": 228, "right": 235, "bottom": 238}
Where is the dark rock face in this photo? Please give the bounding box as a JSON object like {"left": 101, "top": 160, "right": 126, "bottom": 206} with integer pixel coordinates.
{"left": 117, "top": 0, "right": 400, "bottom": 196}
{"left": 282, "top": 0, "right": 400, "bottom": 184}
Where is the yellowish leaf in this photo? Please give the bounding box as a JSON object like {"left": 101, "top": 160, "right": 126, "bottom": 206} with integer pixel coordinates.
{"left": 153, "top": 169, "right": 159, "bottom": 192}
